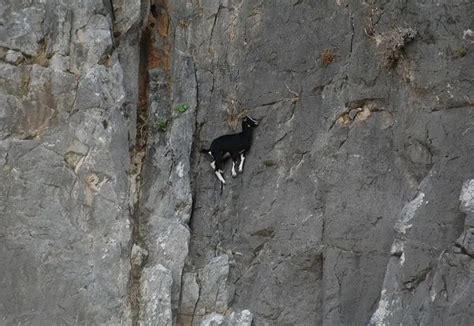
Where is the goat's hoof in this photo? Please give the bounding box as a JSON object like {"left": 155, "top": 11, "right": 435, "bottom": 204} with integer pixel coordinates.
{"left": 238, "top": 169, "right": 243, "bottom": 174}
{"left": 232, "top": 173, "right": 237, "bottom": 178}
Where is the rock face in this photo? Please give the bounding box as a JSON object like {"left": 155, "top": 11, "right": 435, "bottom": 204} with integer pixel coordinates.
{"left": 1, "top": 0, "right": 473, "bottom": 326}
{"left": 180, "top": 1, "right": 474, "bottom": 325}
{"left": 0, "top": 0, "right": 141, "bottom": 324}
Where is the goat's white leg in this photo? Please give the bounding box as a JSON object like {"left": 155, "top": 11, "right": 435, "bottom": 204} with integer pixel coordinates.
{"left": 231, "top": 161, "right": 237, "bottom": 177}
{"left": 215, "top": 170, "right": 226, "bottom": 184}
{"left": 210, "top": 161, "right": 216, "bottom": 170}
{"left": 238, "top": 154, "right": 245, "bottom": 173}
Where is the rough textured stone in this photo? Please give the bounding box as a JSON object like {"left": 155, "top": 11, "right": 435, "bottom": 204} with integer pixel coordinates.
{"left": 5, "top": 50, "right": 24, "bottom": 65}
{"left": 140, "top": 264, "right": 173, "bottom": 326}
{"left": 111, "top": 0, "right": 142, "bottom": 36}
{"left": 201, "top": 309, "right": 253, "bottom": 326}
{"left": 0, "top": 0, "right": 138, "bottom": 324}
{"left": 370, "top": 178, "right": 474, "bottom": 325}
{"left": 1, "top": 0, "right": 474, "bottom": 325}
{"left": 176, "top": 0, "right": 474, "bottom": 325}
{"left": 0, "top": 1, "right": 46, "bottom": 56}
{"left": 131, "top": 244, "right": 149, "bottom": 268}
{"left": 460, "top": 179, "right": 474, "bottom": 215}
{"left": 179, "top": 272, "right": 200, "bottom": 324}
{"left": 455, "top": 228, "right": 474, "bottom": 256}
{"left": 194, "top": 255, "right": 234, "bottom": 317}
{"left": 133, "top": 1, "right": 197, "bottom": 323}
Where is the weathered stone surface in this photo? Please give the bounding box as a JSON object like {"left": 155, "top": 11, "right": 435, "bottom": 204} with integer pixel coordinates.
{"left": 455, "top": 228, "right": 474, "bottom": 256}
{"left": 151, "top": 217, "right": 190, "bottom": 307}
{"left": 228, "top": 310, "right": 253, "bottom": 326}
{"left": 370, "top": 178, "right": 474, "bottom": 325}
{"left": 133, "top": 1, "right": 196, "bottom": 323}
{"left": 0, "top": 1, "right": 46, "bottom": 56}
{"left": 195, "top": 255, "right": 234, "bottom": 317}
{"left": 179, "top": 272, "right": 200, "bottom": 324}
{"left": 201, "top": 309, "right": 253, "bottom": 326}
{"left": 176, "top": 0, "right": 474, "bottom": 325}
{"left": 131, "top": 244, "right": 149, "bottom": 268}
{"left": 0, "top": 0, "right": 138, "bottom": 324}
{"left": 5, "top": 50, "right": 24, "bottom": 65}
{"left": 140, "top": 264, "right": 173, "bottom": 326}
{"left": 460, "top": 179, "right": 474, "bottom": 215}
{"left": 1, "top": 0, "right": 474, "bottom": 325}
{"left": 111, "top": 0, "right": 142, "bottom": 36}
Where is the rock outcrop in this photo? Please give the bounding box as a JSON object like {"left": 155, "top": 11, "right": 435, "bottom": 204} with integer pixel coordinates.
{"left": 1, "top": 0, "right": 473, "bottom": 325}
{"left": 0, "top": 0, "right": 142, "bottom": 324}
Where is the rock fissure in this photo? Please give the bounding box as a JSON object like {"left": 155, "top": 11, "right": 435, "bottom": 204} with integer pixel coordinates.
{"left": 127, "top": 1, "right": 156, "bottom": 324}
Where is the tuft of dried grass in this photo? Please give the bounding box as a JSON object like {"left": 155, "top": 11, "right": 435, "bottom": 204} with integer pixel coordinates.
{"left": 321, "top": 49, "right": 336, "bottom": 65}
{"left": 226, "top": 108, "right": 249, "bottom": 130}
{"left": 373, "top": 27, "right": 417, "bottom": 69}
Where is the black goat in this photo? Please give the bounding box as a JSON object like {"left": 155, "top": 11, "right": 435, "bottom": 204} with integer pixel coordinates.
{"left": 201, "top": 116, "right": 259, "bottom": 184}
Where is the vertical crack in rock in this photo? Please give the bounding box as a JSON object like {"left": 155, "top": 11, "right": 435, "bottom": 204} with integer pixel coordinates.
{"left": 349, "top": 13, "right": 355, "bottom": 58}
{"left": 209, "top": 5, "right": 223, "bottom": 45}
{"left": 128, "top": 0, "right": 177, "bottom": 324}
{"left": 190, "top": 274, "right": 202, "bottom": 326}
{"left": 128, "top": 1, "right": 153, "bottom": 324}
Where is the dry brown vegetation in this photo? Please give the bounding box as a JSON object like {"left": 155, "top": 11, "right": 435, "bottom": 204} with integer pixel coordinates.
{"left": 321, "top": 48, "right": 336, "bottom": 65}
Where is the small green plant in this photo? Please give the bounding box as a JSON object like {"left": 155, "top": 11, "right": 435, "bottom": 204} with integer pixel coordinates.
{"left": 263, "top": 160, "right": 278, "bottom": 167}
{"left": 454, "top": 47, "right": 467, "bottom": 58}
{"left": 176, "top": 103, "right": 190, "bottom": 113}
{"left": 156, "top": 118, "right": 168, "bottom": 132}
{"left": 19, "top": 74, "right": 30, "bottom": 96}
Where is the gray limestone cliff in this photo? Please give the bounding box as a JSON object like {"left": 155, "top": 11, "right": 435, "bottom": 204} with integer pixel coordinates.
{"left": 0, "top": 0, "right": 473, "bottom": 325}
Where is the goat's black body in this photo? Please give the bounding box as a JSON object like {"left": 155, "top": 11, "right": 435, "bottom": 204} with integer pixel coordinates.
{"left": 203, "top": 116, "right": 258, "bottom": 184}
{"left": 209, "top": 130, "right": 251, "bottom": 161}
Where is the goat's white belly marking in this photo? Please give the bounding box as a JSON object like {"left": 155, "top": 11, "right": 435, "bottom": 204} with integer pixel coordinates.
{"left": 239, "top": 154, "right": 245, "bottom": 173}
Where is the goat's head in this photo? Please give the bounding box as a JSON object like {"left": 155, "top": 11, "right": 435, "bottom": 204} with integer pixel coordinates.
{"left": 242, "top": 116, "right": 259, "bottom": 129}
